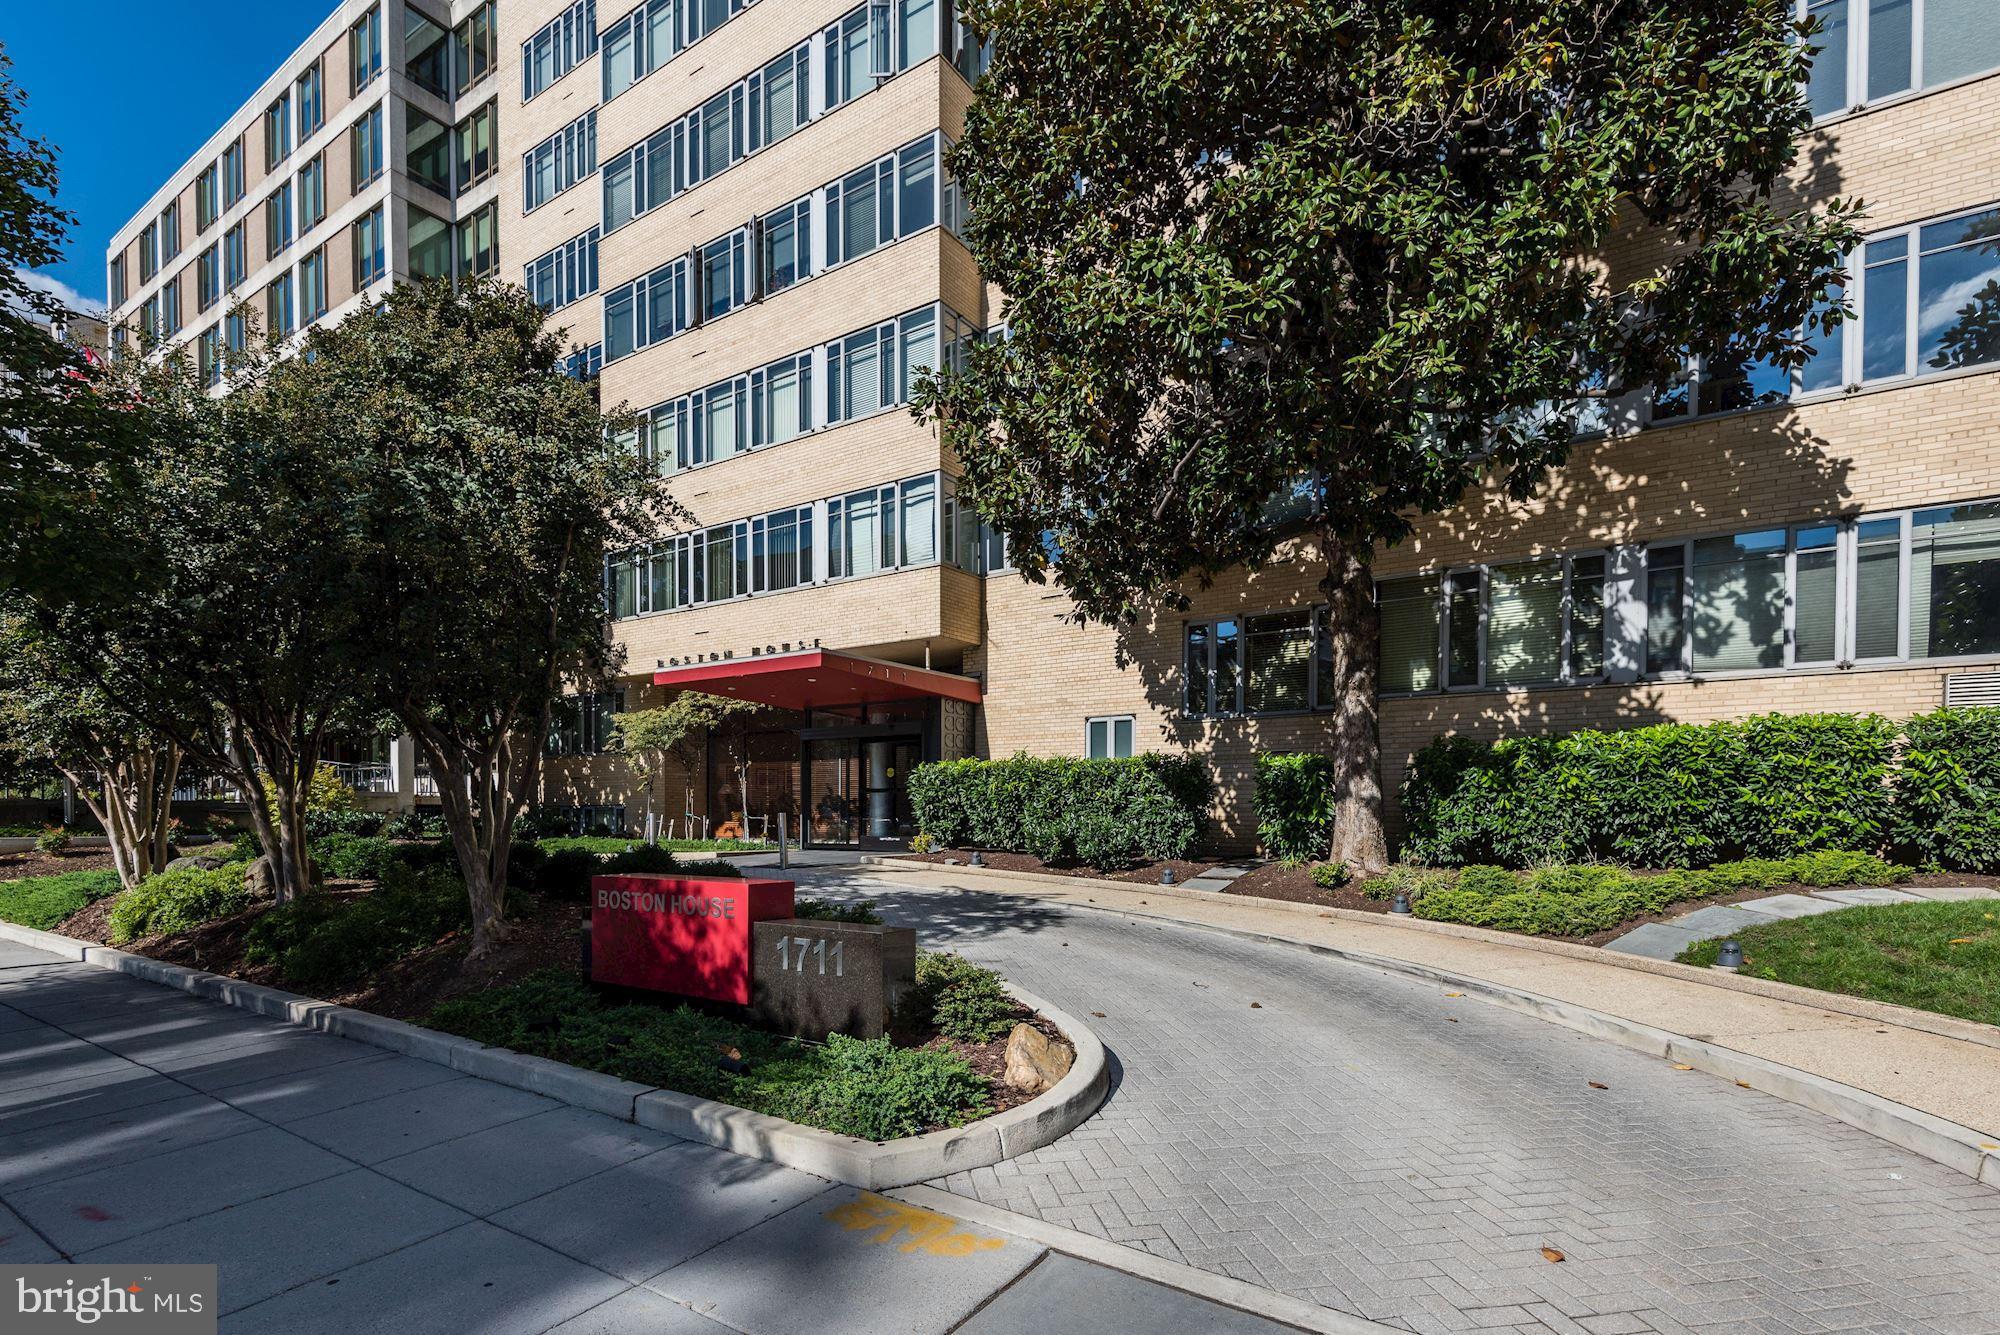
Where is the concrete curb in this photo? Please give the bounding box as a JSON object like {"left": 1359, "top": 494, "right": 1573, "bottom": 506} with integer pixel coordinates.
{"left": 0, "top": 836, "right": 113, "bottom": 853}
{"left": 890, "top": 1184, "right": 1399, "bottom": 1334}
{"left": 860, "top": 855, "right": 2000, "bottom": 1052}
{"left": 855, "top": 862, "right": 2000, "bottom": 1186}
{"left": 0, "top": 921, "right": 1108, "bottom": 1190}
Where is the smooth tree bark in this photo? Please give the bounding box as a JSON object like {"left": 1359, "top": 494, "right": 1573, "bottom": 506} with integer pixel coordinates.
{"left": 921, "top": 1, "right": 1862, "bottom": 872}
{"left": 61, "top": 747, "right": 181, "bottom": 890}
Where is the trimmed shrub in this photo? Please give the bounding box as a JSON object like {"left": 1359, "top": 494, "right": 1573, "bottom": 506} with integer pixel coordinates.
{"left": 1892, "top": 708, "right": 2000, "bottom": 871}
{"left": 908, "top": 752, "right": 1210, "bottom": 868}
{"left": 35, "top": 826, "right": 71, "bottom": 854}
{"left": 795, "top": 898, "right": 884, "bottom": 924}
{"left": 1399, "top": 713, "right": 1898, "bottom": 868}
{"left": 507, "top": 840, "right": 548, "bottom": 890}
{"left": 244, "top": 864, "right": 470, "bottom": 991}
{"left": 108, "top": 862, "right": 253, "bottom": 944}
{"left": 603, "top": 844, "right": 678, "bottom": 875}
{"left": 0, "top": 870, "right": 121, "bottom": 930}
{"left": 305, "top": 808, "right": 385, "bottom": 838}
{"left": 383, "top": 810, "right": 447, "bottom": 840}
{"left": 536, "top": 847, "right": 600, "bottom": 900}
{"left": 1309, "top": 861, "right": 1350, "bottom": 889}
{"left": 904, "top": 951, "right": 1018, "bottom": 1043}
{"left": 313, "top": 834, "right": 399, "bottom": 881}
{"left": 1255, "top": 753, "right": 1334, "bottom": 864}
{"left": 674, "top": 858, "right": 742, "bottom": 877}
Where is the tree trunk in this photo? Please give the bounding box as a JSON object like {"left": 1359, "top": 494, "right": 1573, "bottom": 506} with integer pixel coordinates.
{"left": 61, "top": 744, "right": 183, "bottom": 891}
{"left": 409, "top": 726, "right": 532, "bottom": 960}
{"left": 1320, "top": 536, "right": 1392, "bottom": 876}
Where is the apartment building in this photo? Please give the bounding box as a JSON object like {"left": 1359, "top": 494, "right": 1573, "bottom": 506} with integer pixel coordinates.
{"left": 107, "top": 2, "right": 2000, "bottom": 853}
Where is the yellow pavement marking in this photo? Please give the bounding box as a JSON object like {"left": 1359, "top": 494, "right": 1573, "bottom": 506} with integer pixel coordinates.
{"left": 824, "top": 1191, "right": 1008, "bottom": 1258}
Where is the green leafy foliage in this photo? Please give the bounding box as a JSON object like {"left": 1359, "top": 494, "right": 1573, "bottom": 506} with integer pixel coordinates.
{"left": 1677, "top": 901, "right": 2000, "bottom": 1025}
{"left": 1891, "top": 708, "right": 2000, "bottom": 871}
{"left": 535, "top": 847, "right": 600, "bottom": 901}
{"left": 1309, "top": 862, "right": 1350, "bottom": 890}
{"left": 908, "top": 753, "right": 1210, "bottom": 868}
{"left": 794, "top": 898, "right": 885, "bottom": 924}
{"left": 32, "top": 826, "right": 69, "bottom": 854}
{"left": 108, "top": 862, "right": 253, "bottom": 944}
{"left": 1255, "top": 753, "right": 1334, "bottom": 864}
{"left": 243, "top": 864, "right": 470, "bottom": 991}
{"left": 1411, "top": 852, "right": 1908, "bottom": 936}
{"left": 312, "top": 834, "right": 399, "bottom": 881}
{"left": 428, "top": 970, "right": 992, "bottom": 1140}
{"left": 1400, "top": 715, "right": 1898, "bottom": 868}
{"left": 904, "top": 952, "right": 1020, "bottom": 1043}
{"left": 0, "top": 869, "right": 120, "bottom": 930}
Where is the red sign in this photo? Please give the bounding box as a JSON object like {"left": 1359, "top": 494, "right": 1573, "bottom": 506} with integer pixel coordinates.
{"left": 589, "top": 875, "right": 796, "bottom": 1005}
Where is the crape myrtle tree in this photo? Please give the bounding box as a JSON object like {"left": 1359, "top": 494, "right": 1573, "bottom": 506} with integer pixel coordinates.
{"left": 922, "top": 1, "right": 1862, "bottom": 872}
{"left": 293, "top": 280, "right": 674, "bottom": 956}
{"left": 612, "top": 693, "right": 765, "bottom": 839}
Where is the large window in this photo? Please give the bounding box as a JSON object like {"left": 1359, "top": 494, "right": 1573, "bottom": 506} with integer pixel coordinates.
{"left": 351, "top": 104, "right": 385, "bottom": 190}
{"left": 827, "top": 306, "right": 963, "bottom": 422}
{"left": 223, "top": 223, "right": 246, "bottom": 290}
{"left": 195, "top": 165, "right": 219, "bottom": 234}
{"left": 547, "top": 690, "right": 624, "bottom": 757}
{"left": 405, "top": 5, "right": 451, "bottom": 95}
{"left": 455, "top": 102, "right": 498, "bottom": 192}
{"left": 298, "top": 154, "right": 326, "bottom": 231}
{"left": 1376, "top": 554, "right": 1610, "bottom": 697}
{"left": 602, "top": 0, "right": 751, "bottom": 102}
{"left": 522, "top": 0, "right": 598, "bottom": 101}
{"left": 524, "top": 109, "right": 596, "bottom": 212}
{"left": 138, "top": 222, "right": 158, "bottom": 283}
{"left": 454, "top": 2, "right": 497, "bottom": 93}
{"left": 300, "top": 247, "right": 327, "bottom": 322}
{"left": 264, "top": 91, "right": 292, "bottom": 171}
{"left": 266, "top": 271, "right": 294, "bottom": 339}
{"left": 350, "top": 5, "right": 383, "bottom": 93}
{"left": 264, "top": 182, "right": 293, "bottom": 259}
{"left": 1848, "top": 205, "right": 2000, "bottom": 384}
{"left": 826, "top": 135, "right": 941, "bottom": 266}
{"left": 456, "top": 203, "right": 498, "bottom": 279}
{"left": 697, "top": 228, "right": 750, "bottom": 323}
{"left": 602, "top": 256, "right": 689, "bottom": 361}
{"left": 196, "top": 245, "right": 219, "bottom": 313}
{"left": 759, "top": 196, "right": 811, "bottom": 295}
{"left": 407, "top": 107, "right": 453, "bottom": 196}
{"left": 222, "top": 139, "right": 245, "bottom": 207}
{"left": 524, "top": 228, "right": 599, "bottom": 311}
{"left": 409, "top": 209, "right": 453, "bottom": 281}
{"left": 296, "top": 62, "right": 323, "bottom": 139}
{"left": 160, "top": 203, "right": 180, "bottom": 263}
{"left": 1802, "top": 0, "right": 2000, "bottom": 120}
{"left": 353, "top": 205, "right": 387, "bottom": 288}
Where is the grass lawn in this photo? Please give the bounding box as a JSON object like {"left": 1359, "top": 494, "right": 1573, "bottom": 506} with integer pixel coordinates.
{"left": 0, "top": 870, "right": 122, "bottom": 931}
{"left": 1678, "top": 900, "right": 2000, "bottom": 1026}
{"left": 537, "top": 836, "right": 774, "bottom": 856}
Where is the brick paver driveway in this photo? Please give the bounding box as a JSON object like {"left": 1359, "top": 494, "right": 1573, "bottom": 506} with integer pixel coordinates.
{"left": 794, "top": 867, "right": 2000, "bottom": 1335}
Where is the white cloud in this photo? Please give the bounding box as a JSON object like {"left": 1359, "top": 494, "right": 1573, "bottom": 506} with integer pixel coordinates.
{"left": 14, "top": 269, "right": 104, "bottom": 319}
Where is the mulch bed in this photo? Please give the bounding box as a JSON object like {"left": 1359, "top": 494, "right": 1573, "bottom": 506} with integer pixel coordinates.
{"left": 0, "top": 848, "right": 117, "bottom": 880}
{"left": 907, "top": 848, "right": 1220, "bottom": 885}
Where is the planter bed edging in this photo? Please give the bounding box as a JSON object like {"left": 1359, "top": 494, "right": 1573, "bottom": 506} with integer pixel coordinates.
{"left": 862, "top": 855, "right": 2000, "bottom": 1052}
{"left": 0, "top": 919, "right": 1108, "bottom": 1188}
{"left": 0, "top": 836, "right": 114, "bottom": 853}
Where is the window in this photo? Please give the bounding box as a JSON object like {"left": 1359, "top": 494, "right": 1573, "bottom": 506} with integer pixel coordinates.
{"left": 160, "top": 202, "right": 180, "bottom": 263}
{"left": 824, "top": 4, "right": 883, "bottom": 110}
{"left": 351, "top": 104, "right": 385, "bottom": 190}
{"left": 350, "top": 6, "right": 383, "bottom": 92}
{"left": 299, "top": 247, "right": 327, "bottom": 321}
{"left": 524, "top": 228, "right": 599, "bottom": 310}
{"left": 264, "top": 182, "right": 293, "bottom": 259}
{"left": 140, "top": 294, "right": 160, "bottom": 343}
{"left": 454, "top": 2, "right": 497, "bottom": 93}
{"left": 225, "top": 309, "right": 247, "bottom": 355}
{"left": 1243, "top": 610, "right": 1314, "bottom": 712}
{"left": 198, "top": 326, "right": 221, "bottom": 387}
{"left": 1912, "top": 500, "right": 2000, "bottom": 658}
{"left": 522, "top": 0, "right": 598, "bottom": 101}
{"left": 601, "top": 0, "right": 749, "bottom": 102}
{"left": 296, "top": 62, "right": 323, "bottom": 139}
{"left": 298, "top": 154, "right": 326, "bottom": 231}
{"left": 137, "top": 222, "right": 159, "bottom": 283}
{"left": 407, "top": 107, "right": 452, "bottom": 195}
{"left": 196, "top": 245, "right": 220, "bottom": 313}
{"left": 195, "top": 165, "right": 220, "bottom": 233}
{"left": 456, "top": 203, "right": 499, "bottom": 279}
{"left": 696, "top": 228, "right": 749, "bottom": 323}
{"left": 1645, "top": 545, "right": 1687, "bottom": 675}
{"left": 455, "top": 101, "right": 497, "bottom": 192}
{"left": 523, "top": 109, "right": 596, "bottom": 212}
{"left": 602, "top": 257, "right": 689, "bottom": 361}
{"left": 752, "top": 351, "right": 812, "bottom": 448}
{"left": 266, "top": 271, "right": 294, "bottom": 338}
{"left": 1378, "top": 553, "right": 1609, "bottom": 696}
{"left": 264, "top": 91, "right": 291, "bottom": 170}
{"left": 561, "top": 343, "right": 603, "bottom": 379}
{"left": 409, "top": 209, "right": 453, "bottom": 281}
{"left": 1650, "top": 344, "right": 1792, "bottom": 420}
{"left": 108, "top": 255, "right": 126, "bottom": 309}
{"left": 1086, "top": 717, "right": 1135, "bottom": 760}
{"left": 353, "top": 205, "right": 387, "bottom": 288}
{"left": 1182, "top": 619, "right": 1239, "bottom": 716}
{"left": 405, "top": 6, "right": 451, "bottom": 95}
{"left": 826, "top": 135, "right": 940, "bottom": 266}
{"left": 750, "top": 44, "right": 810, "bottom": 150}
{"left": 758, "top": 197, "right": 811, "bottom": 295}
{"left": 1802, "top": 0, "right": 2000, "bottom": 119}
{"left": 222, "top": 138, "right": 245, "bottom": 207}
{"left": 224, "top": 223, "right": 246, "bottom": 290}
{"left": 160, "top": 277, "right": 181, "bottom": 337}
{"left": 547, "top": 690, "right": 624, "bottom": 756}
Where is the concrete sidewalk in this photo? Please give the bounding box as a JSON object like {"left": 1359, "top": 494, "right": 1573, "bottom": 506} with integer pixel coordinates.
{"left": 853, "top": 859, "right": 2000, "bottom": 1143}
{"left": 0, "top": 937, "right": 1335, "bottom": 1334}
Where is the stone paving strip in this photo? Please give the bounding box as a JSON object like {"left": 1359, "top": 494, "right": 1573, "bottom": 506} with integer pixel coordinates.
{"left": 1603, "top": 883, "right": 1999, "bottom": 960}
{"left": 0, "top": 934, "right": 1378, "bottom": 1333}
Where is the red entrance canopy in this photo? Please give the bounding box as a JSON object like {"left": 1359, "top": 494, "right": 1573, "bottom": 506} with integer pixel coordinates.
{"left": 652, "top": 648, "right": 982, "bottom": 711}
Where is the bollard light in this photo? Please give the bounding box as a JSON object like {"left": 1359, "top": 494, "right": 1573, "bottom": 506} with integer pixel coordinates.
{"left": 1160, "top": 866, "right": 1176, "bottom": 885}
{"left": 968, "top": 850, "right": 984, "bottom": 867}
{"left": 1391, "top": 892, "right": 1412, "bottom": 915}
{"left": 1716, "top": 939, "right": 1744, "bottom": 970}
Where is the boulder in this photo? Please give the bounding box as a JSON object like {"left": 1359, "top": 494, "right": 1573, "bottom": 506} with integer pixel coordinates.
{"left": 245, "top": 856, "right": 276, "bottom": 899}
{"left": 164, "top": 854, "right": 226, "bottom": 874}
{"left": 1002, "top": 1022, "right": 1074, "bottom": 1095}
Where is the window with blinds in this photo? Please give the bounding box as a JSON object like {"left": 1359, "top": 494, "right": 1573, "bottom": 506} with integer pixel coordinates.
{"left": 1912, "top": 500, "right": 2000, "bottom": 658}
{"left": 1379, "top": 576, "right": 1440, "bottom": 694}
{"left": 1691, "top": 530, "right": 1787, "bottom": 673}
{"left": 1486, "top": 561, "right": 1564, "bottom": 686}
{"left": 1244, "top": 611, "right": 1313, "bottom": 714}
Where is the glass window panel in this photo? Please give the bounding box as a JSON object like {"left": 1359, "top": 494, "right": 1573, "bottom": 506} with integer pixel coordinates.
{"left": 841, "top": 490, "right": 884, "bottom": 578}
{"left": 1486, "top": 561, "right": 1564, "bottom": 685}
{"left": 1793, "top": 525, "right": 1842, "bottom": 663}
{"left": 1862, "top": 242, "right": 1909, "bottom": 380}
{"left": 1918, "top": 208, "right": 2000, "bottom": 373}
{"left": 1853, "top": 518, "right": 1904, "bottom": 659}
{"left": 1912, "top": 500, "right": 2000, "bottom": 658}
{"left": 839, "top": 166, "right": 879, "bottom": 260}
{"left": 900, "top": 310, "right": 937, "bottom": 402}
{"left": 703, "top": 386, "right": 740, "bottom": 461}
{"left": 899, "top": 0, "right": 938, "bottom": 66}
{"left": 898, "top": 141, "right": 935, "bottom": 235}
{"left": 1704, "top": 348, "right": 1791, "bottom": 412}
{"left": 1691, "top": 530, "right": 1788, "bottom": 672}
{"left": 1184, "top": 623, "right": 1212, "bottom": 714}
{"left": 900, "top": 475, "right": 936, "bottom": 565}
{"left": 613, "top": 557, "right": 638, "bottom": 618}
{"left": 1924, "top": 0, "right": 2000, "bottom": 86}
{"left": 839, "top": 332, "right": 884, "bottom": 418}
{"left": 1446, "top": 570, "right": 1482, "bottom": 687}
{"left": 1569, "top": 555, "right": 1606, "bottom": 680}
{"left": 1086, "top": 719, "right": 1108, "bottom": 759}
{"left": 1113, "top": 717, "right": 1133, "bottom": 758}
{"left": 1244, "top": 611, "right": 1313, "bottom": 713}
{"left": 1869, "top": 0, "right": 1914, "bottom": 100}
{"left": 1646, "top": 545, "right": 1687, "bottom": 674}
{"left": 1379, "top": 576, "right": 1440, "bottom": 693}
{"left": 1800, "top": 277, "right": 1846, "bottom": 393}
{"left": 1213, "top": 618, "right": 1240, "bottom": 713}
{"left": 604, "top": 153, "right": 637, "bottom": 232}
{"left": 1806, "top": 0, "right": 1849, "bottom": 118}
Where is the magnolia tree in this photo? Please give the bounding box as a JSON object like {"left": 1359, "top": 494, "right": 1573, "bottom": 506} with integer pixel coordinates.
{"left": 288, "top": 280, "right": 674, "bottom": 956}
{"left": 922, "top": 0, "right": 1862, "bottom": 872}
{"left": 611, "top": 693, "right": 764, "bottom": 838}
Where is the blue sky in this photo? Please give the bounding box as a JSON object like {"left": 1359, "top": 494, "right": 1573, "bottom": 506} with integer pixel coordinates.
{"left": 7, "top": 4, "right": 332, "bottom": 312}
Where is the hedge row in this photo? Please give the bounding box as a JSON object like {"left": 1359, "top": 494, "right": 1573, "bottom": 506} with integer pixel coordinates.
{"left": 908, "top": 753, "right": 1211, "bottom": 868}
{"left": 1399, "top": 708, "right": 2000, "bottom": 871}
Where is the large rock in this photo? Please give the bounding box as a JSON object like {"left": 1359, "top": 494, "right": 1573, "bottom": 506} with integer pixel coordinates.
{"left": 164, "top": 854, "right": 226, "bottom": 874}
{"left": 245, "top": 856, "right": 276, "bottom": 899}
{"left": 1002, "top": 1022, "right": 1074, "bottom": 1095}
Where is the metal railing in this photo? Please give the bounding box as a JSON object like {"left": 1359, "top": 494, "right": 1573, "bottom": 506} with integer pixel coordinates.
{"left": 172, "top": 776, "right": 245, "bottom": 803}
{"left": 413, "top": 763, "right": 439, "bottom": 798}
{"left": 327, "top": 761, "right": 395, "bottom": 794}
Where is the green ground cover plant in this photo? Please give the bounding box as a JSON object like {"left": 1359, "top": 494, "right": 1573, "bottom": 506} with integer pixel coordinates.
{"left": 537, "top": 836, "right": 773, "bottom": 856}
{"left": 1677, "top": 901, "right": 2000, "bottom": 1026}
{"left": 0, "top": 869, "right": 120, "bottom": 930}
{"left": 903, "top": 951, "right": 1020, "bottom": 1043}
{"left": 243, "top": 864, "right": 470, "bottom": 991}
{"left": 428, "top": 969, "right": 991, "bottom": 1140}
{"left": 1408, "top": 852, "right": 1908, "bottom": 937}
{"left": 108, "top": 862, "right": 254, "bottom": 944}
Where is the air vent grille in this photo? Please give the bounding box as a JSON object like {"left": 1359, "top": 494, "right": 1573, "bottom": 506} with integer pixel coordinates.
{"left": 1944, "top": 671, "right": 2000, "bottom": 708}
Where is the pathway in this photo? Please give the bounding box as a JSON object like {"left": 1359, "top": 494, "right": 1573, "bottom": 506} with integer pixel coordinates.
{"left": 1604, "top": 883, "right": 2000, "bottom": 960}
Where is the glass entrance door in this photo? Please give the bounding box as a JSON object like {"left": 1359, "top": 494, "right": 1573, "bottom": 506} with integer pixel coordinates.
{"left": 804, "top": 735, "right": 920, "bottom": 847}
